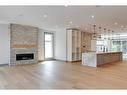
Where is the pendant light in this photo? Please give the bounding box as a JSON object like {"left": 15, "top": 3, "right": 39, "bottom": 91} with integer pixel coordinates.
{"left": 103, "top": 28, "right": 106, "bottom": 40}
{"left": 92, "top": 24, "right": 97, "bottom": 40}
{"left": 112, "top": 31, "right": 114, "bottom": 40}
{"left": 108, "top": 29, "right": 110, "bottom": 40}
{"left": 98, "top": 27, "right": 102, "bottom": 39}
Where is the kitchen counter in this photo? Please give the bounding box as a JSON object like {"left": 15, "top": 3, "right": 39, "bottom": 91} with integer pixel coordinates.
{"left": 82, "top": 52, "right": 122, "bottom": 67}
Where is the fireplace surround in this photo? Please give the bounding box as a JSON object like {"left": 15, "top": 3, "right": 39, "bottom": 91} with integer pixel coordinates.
{"left": 10, "top": 24, "right": 38, "bottom": 65}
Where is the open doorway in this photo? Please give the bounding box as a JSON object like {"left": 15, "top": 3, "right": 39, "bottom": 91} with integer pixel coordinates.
{"left": 44, "top": 32, "right": 54, "bottom": 60}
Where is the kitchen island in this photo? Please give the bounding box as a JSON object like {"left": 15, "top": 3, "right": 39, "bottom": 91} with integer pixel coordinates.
{"left": 82, "top": 52, "right": 122, "bottom": 67}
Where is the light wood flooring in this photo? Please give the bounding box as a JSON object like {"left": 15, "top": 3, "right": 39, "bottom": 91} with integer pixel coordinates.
{"left": 0, "top": 60, "right": 127, "bottom": 89}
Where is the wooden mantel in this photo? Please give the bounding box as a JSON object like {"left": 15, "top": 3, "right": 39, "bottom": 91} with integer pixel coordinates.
{"left": 12, "top": 44, "right": 37, "bottom": 48}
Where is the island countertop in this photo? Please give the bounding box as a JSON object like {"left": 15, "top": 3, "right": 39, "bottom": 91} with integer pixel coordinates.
{"left": 82, "top": 51, "right": 122, "bottom": 67}
{"left": 97, "top": 51, "right": 122, "bottom": 55}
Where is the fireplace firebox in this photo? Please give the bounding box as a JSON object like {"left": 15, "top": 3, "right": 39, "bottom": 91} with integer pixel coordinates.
{"left": 16, "top": 53, "right": 34, "bottom": 61}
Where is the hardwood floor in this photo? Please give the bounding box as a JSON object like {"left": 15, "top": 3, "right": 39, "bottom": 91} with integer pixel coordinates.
{"left": 0, "top": 60, "right": 127, "bottom": 89}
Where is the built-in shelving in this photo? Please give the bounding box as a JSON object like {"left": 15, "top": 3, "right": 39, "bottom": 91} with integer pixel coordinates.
{"left": 66, "top": 29, "right": 93, "bottom": 62}
{"left": 66, "top": 29, "right": 81, "bottom": 61}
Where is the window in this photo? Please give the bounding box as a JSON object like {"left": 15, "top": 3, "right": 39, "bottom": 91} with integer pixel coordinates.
{"left": 111, "top": 39, "right": 127, "bottom": 58}
{"left": 44, "top": 33, "right": 54, "bottom": 59}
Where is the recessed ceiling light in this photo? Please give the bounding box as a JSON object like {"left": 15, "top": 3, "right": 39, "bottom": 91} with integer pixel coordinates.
{"left": 43, "top": 14, "right": 47, "bottom": 18}
{"left": 120, "top": 25, "right": 124, "bottom": 28}
{"left": 91, "top": 15, "right": 95, "bottom": 19}
{"left": 69, "top": 21, "right": 72, "bottom": 24}
{"left": 85, "top": 28, "right": 87, "bottom": 30}
{"left": 114, "top": 22, "right": 118, "bottom": 25}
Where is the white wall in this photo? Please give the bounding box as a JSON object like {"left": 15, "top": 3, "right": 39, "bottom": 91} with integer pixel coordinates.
{"left": 0, "top": 24, "right": 10, "bottom": 65}
{"left": 55, "top": 30, "right": 67, "bottom": 61}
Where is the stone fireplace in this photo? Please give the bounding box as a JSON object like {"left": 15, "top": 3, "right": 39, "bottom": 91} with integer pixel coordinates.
{"left": 10, "top": 24, "right": 38, "bottom": 65}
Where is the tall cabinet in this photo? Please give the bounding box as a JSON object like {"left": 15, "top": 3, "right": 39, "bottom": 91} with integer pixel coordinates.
{"left": 66, "top": 29, "right": 82, "bottom": 61}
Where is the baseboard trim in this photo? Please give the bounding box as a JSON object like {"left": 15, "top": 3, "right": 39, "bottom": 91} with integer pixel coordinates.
{"left": 66, "top": 60, "right": 81, "bottom": 63}
{"left": 0, "top": 64, "right": 9, "bottom": 66}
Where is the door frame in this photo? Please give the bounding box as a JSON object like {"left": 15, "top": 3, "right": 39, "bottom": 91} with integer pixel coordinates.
{"left": 44, "top": 32, "right": 54, "bottom": 60}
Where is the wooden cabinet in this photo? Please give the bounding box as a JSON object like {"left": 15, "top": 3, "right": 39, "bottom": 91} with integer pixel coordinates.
{"left": 81, "top": 32, "right": 92, "bottom": 52}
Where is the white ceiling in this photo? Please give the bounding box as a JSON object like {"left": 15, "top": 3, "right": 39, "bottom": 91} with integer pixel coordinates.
{"left": 0, "top": 6, "right": 127, "bottom": 35}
